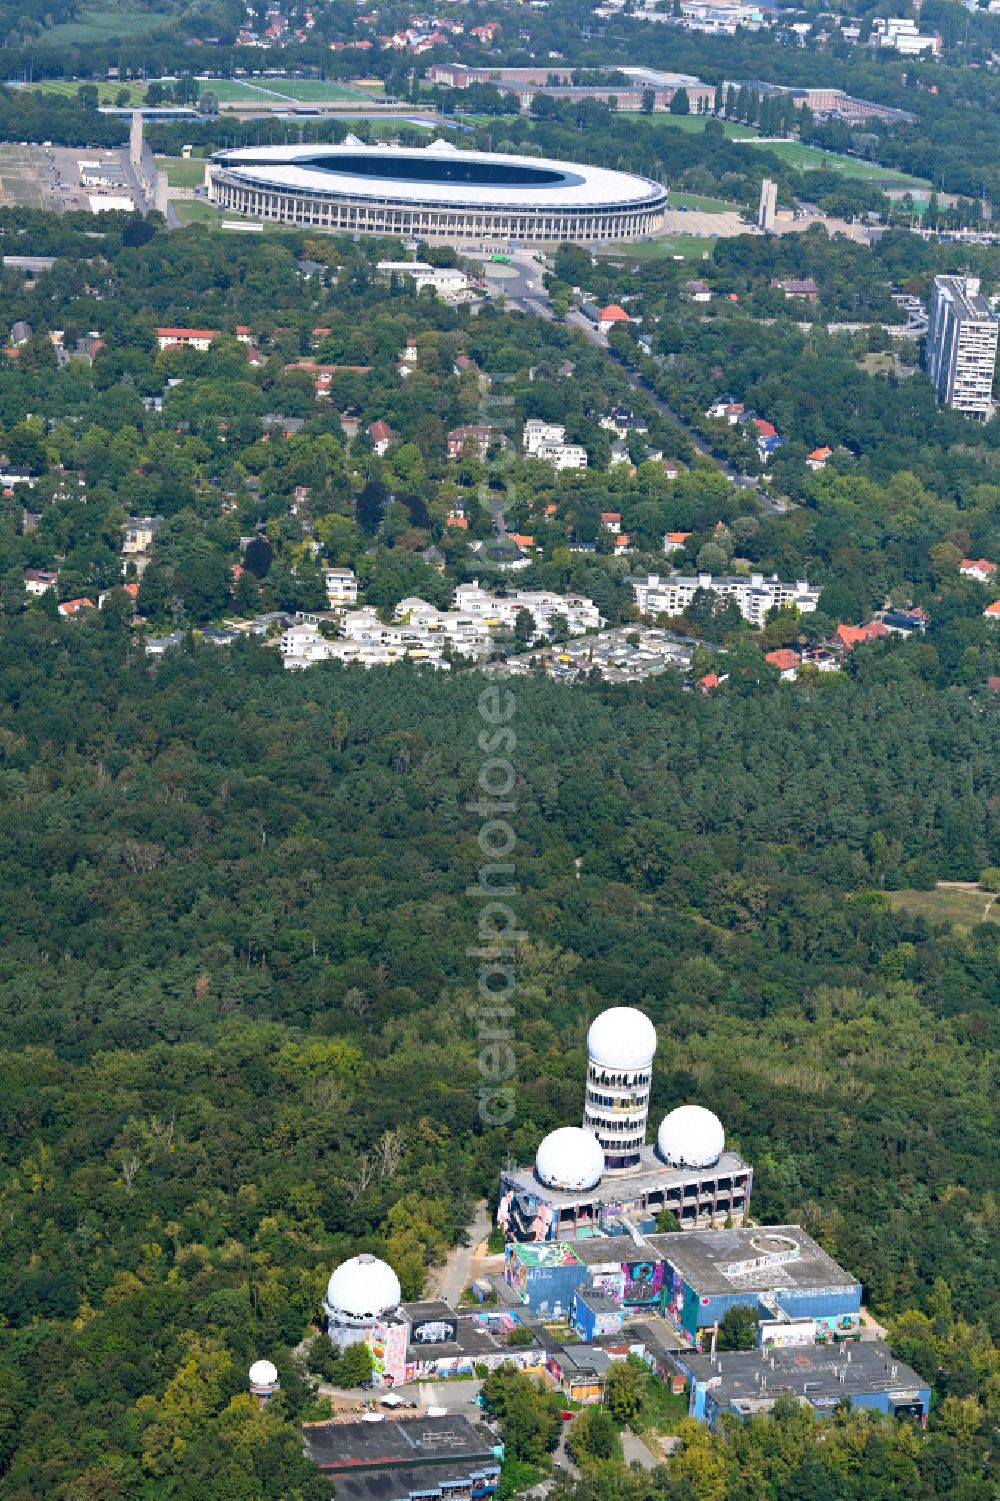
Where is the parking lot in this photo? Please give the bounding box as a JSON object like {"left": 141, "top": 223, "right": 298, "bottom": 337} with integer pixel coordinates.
{"left": 0, "top": 142, "right": 139, "bottom": 214}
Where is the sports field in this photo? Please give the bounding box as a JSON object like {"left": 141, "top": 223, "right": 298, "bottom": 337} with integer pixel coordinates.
{"left": 155, "top": 155, "right": 205, "bottom": 188}
{"left": 668, "top": 190, "right": 742, "bottom": 213}
{"left": 40, "top": 9, "right": 173, "bottom": 44}
{"left": 618, "top": 114, "right": 758, "bottom": 139}
{"left": 198, "top": 76, "right": 381, "bottom": 105}
{"left": 598, "top": 234, "right": 716, "bottom": 262}
{"left": 743, "top": 137, "right": 930, "bottom": 188}
{"left": 20, "top": 78, "right": 147, "bottom": 104}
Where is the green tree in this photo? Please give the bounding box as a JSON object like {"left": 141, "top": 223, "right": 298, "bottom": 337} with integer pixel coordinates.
{"left": 716, "top": 1304, "right": 759, "bottom": 1351}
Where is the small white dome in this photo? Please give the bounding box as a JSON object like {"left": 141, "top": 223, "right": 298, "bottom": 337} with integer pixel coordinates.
{"left": 587, "top": 1007, "right": 657, "bottom": 1071}
{"left": 326, "top": 1254, "right": 401, "bottom": 1321}
{"left": 249, "top": 1358, "right": 279, "bottom": 1388}
{"left": 657, "top": 1105, "right": 725, "bottom": 1168}
{"left": 535, "top": 1126, "right": 605, "bottom": 1191}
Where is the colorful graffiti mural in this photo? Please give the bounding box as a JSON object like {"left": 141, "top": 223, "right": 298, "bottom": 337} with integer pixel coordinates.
{"left": 623, "top": 1261, "right": 663, "bottom": 1307}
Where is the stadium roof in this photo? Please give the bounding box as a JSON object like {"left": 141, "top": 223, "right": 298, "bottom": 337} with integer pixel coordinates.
{"left": 210, "top": 140, "right": 666, "bottom": 213}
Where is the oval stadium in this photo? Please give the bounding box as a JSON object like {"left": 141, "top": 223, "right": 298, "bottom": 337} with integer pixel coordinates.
{"left": 206, "top": 138, "right": 667, "bottom": 245}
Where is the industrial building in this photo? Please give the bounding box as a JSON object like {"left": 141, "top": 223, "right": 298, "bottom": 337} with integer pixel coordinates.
{"left": 925, "top": 274, "right": 999, "bottom": 420}
{"left": 648, "top": 1225, "right": 862, "bottom": 1347}
{"left": 206, "top": 139, "right": 667, "bottom": 244}
{"left": 498, "top": 1008, "right": 752, "bottom": 1244}
{"left": 503, "top": 1222, "right": 861, "bottom": 1344}
{"left": 301, "top": 1414, "right": 502, "bottom": 1501}
{"left": 676, "top": 1342, "right": 930, "bottom": 1429}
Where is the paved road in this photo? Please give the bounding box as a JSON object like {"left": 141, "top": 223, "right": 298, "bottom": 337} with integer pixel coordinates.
{"left": 427, "top": 1199, "right": 493, "bottom": 1305}
{"left": 621, "top": 1431, "right": 662, "bottom": 1469}
{"left": 469, "top": 253, "right": 554, "bottom": 320}
{"left": 564, "top": 311, "right": 786, "bottom": 510}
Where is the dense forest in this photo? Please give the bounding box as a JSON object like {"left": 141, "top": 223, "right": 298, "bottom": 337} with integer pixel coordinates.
{"left": 0, "top": 20, "right": 996, "bottom": 1484}
{"left": 0, "top": 616, "right": 998, "bottom": 1494}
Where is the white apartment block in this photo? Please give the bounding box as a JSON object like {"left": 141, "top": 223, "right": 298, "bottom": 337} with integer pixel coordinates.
{"left": 523, "top": 418, "right": 568, "bottom": 454}
{"left": 281, "top": 618, "right": 451, "bottom": 670}
{"left": 925, "top": 276, "right": 999, "bottom": 420}
{"left": 871, "top": 17, "right": 941, "bottom": 53}
{"left": 632, "top": 572, "right": 820, "bottom": 627}
{"left": 376, "top": 261, "right": 471, "bottom": 298}
{"left": 324, "top": 566, "right": 358, "bottom": 605}
{"left": 452, "top": 581, "right": 603, "bottom": 635}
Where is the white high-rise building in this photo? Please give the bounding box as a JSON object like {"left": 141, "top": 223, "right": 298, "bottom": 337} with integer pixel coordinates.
{"left": 925, "top": 275, "right": 999, "bottom": 421}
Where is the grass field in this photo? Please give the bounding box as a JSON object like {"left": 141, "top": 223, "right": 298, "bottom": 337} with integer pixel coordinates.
{"left": 597, "top": 234, "right": 715, "bottom": 262}
{"left": 618, "top": 113, "right": 758, "bottom": 139}
{"left": 20, "top": 78, "right": 147, "bottom": 103}
{"left": 40, "top": 9, "right": 173, "bottom": 44}
{"left": 172, "top": 200, "right": 221, "bottom": 226}
{"left": 742, "top": 137, "right": 930, "bottom": 188}
{"left": 155, "top": 155, "right": 205, "bottom": 188}
{"left": 668, "top": 190, "right": 740, "bottom": 213}
{"left": 198, "top": 76, "right": 380, "bottom": 105}
{"left": 885, "top": 884, "right": 1000, "bottom": 928}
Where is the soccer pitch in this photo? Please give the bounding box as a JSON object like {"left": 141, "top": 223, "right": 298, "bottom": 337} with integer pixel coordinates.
{"left": 743, "top": 137, "right": 930, "bottom": 188}
{"left": 197, "top": 77, "right": 380, "bottom": 105}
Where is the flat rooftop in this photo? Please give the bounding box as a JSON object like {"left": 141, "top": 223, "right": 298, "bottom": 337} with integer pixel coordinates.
{"left": 502, "top": 1142, "right": 750, "bottom": 1211}
{"left": 331, "top": 1462, "right": 501, "bottom": 1501}
{"left": 302, "top": 1415, "right": 495, "bottom": 1472}
{"left": 642, "top": 1226, "right": 857, "bottom": 1296}
{"left": 401, "top": 1301, "right": 459, "bottom": 1324}
{"left": 681, "top": 1341, "right": 928, "bottom": 1411}
{"left": 937, "top": 274, "right": 995, "bottom": 322}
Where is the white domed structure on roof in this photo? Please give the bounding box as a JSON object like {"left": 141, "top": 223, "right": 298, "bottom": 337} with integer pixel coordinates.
{"left": 657, "top": 1105, "right": 725, "bottom": 1169}
{"left": 248, "top": 1358, "right": 279, "bottom": 1391}
{"left": 325, "top": 1253, "right": 401, "bottom": 1326}
{"left": 586, "top": 1007, "right": 658, "bottom": 1071}
{"left": 535, "top": 1127, "right": 605, "bottom": 1192}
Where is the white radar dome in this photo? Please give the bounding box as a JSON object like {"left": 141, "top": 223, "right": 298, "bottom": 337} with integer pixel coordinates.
{"left": 249, "top": 1359, "right": 279, "bottom": 1388}
{"left": 587, "top": 1007, "right": 658, "bottom": 1071}
{"left": 326, "top": 1253, "right": 401, "bottom": 1321}
{"left": 657, "top": 1105, "right": 725, "bottom": 1168}
{"left": 535, "top": 1126, "right": 605, "bottom": 1191}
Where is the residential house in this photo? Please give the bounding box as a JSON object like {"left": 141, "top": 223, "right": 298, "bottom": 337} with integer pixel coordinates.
{"left": 369, "top": 420, "right": 399, "bottom": 456}
{"left": 663, "top": 531, "right": 692, "bottom": 554}
{"left": 144, "top": 631, "right": 185, "bottom": 655}
{"left": 765, "top": 647, "right": 800, "bottom": 680}
{"left": 833, "top": 621, "right": 888, "bottom": 650}
{"left": 600, "top": 512, "right": 622, "bottom": 533}
{"left": 23, "top": 568, "right": 57, "bottom": 595}
{"left": 58, "top": 597, "right": 95, "bottom": 618}
{"left": 447, "top": 425, "right": 501, "bottom": 461}
{"left": 597, "top": 304, "right": 630, "bottom": 335}
{"left": 123, "top": 516, "right": 163, "bottom": 555}
{"left": 960, "top": 558, "right": 996, "bottom": 583}
{"left": 156, "top": 327, "right": 220, "bottom": 351}
{"left": 324, "top": 566, "right": 358, "bottom": 605}
{"left": 983, "top": 602, "right": 1000, "bottom": 623}
{"left": 806, "top": 446, "right": 832, "bottom": 470}
{"left": 875, "top": 606, "right": 928, "bottom": 636}
{"left": 770, "top": 277, "right": 819, "bottom": 301}
{"left": 684, "top": 279, "right": 712, "bottom": 303}
{"left": 522, "top": 419, "right": 587, "bottom": 471}
{"left": 10, "top": 320, "right": 32, "bottom": 346}
{"left": 706, "top": 397, "right": 744, "bottom": 425}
